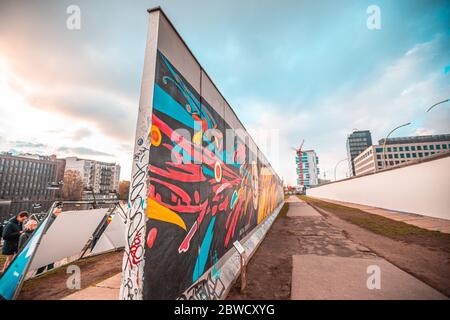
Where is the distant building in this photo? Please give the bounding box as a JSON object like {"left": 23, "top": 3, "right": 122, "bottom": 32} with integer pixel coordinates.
{"left": 296, "top": 150, "right": 319, "bottom": 188}
{"left": 346, "top": 130, "right": 372, "bottom": 176}
{"left": 0, "top": 153, "right": 64, "bottom": 220}
{"left": 55, "top": 158, "right": 66, "bottom": 184}
{"left": 64, "top": 157, "right": 120, "bottom": 196}
{"left": 354, "top": 134, "right": 450, "bottom": 175}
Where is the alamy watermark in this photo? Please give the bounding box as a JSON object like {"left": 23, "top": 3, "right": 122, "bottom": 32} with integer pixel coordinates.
{"left": 66, "top": 265, "right": 81, "bottom": 290}
{"left": 367, "top": 5, "right": 381, "bottom": 30}
{"left": 66, "top": 5, "right": 81, "bottom": 30}
{"left": 162, "top": 127, "right": 280, "bottom": 173}
{"left": 366, "top": 265, "right": 381, "bottom": 290}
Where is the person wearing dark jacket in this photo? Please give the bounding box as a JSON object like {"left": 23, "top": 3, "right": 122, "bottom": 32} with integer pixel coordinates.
{"left": 1, "top": 211, "right": 29, "bottom": 273}
{"left": 18, "top": 219, "right": 38, "bottom": 251}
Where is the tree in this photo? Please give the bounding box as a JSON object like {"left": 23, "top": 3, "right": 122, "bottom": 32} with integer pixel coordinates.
{"left": 62, "top": 170, "right": 84, "bottom": 200}
{"left": 118, "top": 180, "right": 130, "bottom": 201}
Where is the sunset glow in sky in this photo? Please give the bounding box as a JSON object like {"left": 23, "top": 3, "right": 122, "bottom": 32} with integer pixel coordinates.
{"left": 0, "top": 0, "right": 449, "bottom": 184}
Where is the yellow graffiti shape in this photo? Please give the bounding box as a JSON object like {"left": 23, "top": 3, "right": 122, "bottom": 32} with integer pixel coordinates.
{"left": 192, "top": 129, "right": 202, "bottom": 145}
{"left": 150, "top": 125, "right": 162, "bottom": 146}
{"left": 146, "top": 198, "right": 187, "bottom": 231}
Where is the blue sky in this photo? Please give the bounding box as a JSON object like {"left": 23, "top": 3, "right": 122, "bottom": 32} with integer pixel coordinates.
{"left": 0, "top": 0, "right": 449, "bottom": 184}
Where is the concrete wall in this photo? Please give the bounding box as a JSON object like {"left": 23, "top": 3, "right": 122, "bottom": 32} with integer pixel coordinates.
{"left": 120, "top": 8, "right": 283, "bottom": 300}
{"left": 307, "top": 155, "right": 450, "bottom": 220}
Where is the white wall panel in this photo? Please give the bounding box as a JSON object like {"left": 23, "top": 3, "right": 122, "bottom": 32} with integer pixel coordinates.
{"left": 90, "top": 214, "right": 126, "bottom": 255}
{"left": 157, "top": 12, "right": 201, "bottom": 92}
{"left": 29, "top": 209, "right": 108, "bottom": 270}
{"left": 307, "top": 156, "right": 450, "bottom": 220}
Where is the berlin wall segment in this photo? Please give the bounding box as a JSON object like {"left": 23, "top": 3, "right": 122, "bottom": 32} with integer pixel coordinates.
{"left": 121, "top": 9, "right": 283, "bottom": 300}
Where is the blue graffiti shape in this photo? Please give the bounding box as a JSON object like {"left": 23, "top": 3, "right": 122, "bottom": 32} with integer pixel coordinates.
{"left": 192, "top": 216, "right": 216, "bottom": 282}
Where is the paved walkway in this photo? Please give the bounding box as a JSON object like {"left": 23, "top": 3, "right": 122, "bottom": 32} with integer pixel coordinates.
{"left": 286, "top": 196, "right": 321, "bottom": 217}
{"left": 284, "top": 196, "right": 375, "bottom": 257}
{"left": 285, "top": 196, "right": 447, "bottom": 300}
{"left": 63, "top": 273, "right": 121, "bottom": 300}
{"left": 313, "top": 198, "right": 450, "bottom": 234}
{"left": 292, "top": 255, "right": 446, "bottom": 300}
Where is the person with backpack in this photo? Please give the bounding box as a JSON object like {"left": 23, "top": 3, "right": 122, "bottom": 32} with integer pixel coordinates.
{"left": 18, "top": 219, "right": 38, "bottom": 251}
{"left": 1, "top": 211, "right": 29, "bottom": 273}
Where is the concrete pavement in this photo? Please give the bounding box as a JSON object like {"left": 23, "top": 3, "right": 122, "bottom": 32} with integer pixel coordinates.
{"left": 291, "top": 255, "right": 447, "bottom": 300}
{"left": 286, "top": 196, "right": 321, "bottom": 217}
{"left": 286, "top": 196, "right": 447, "bottom": 300}
{"left": 313, "top": 198, "right": 450, "bottom": 234}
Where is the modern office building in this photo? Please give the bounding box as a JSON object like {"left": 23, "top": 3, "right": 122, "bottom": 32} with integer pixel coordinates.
{"left": 346, "top": 130, "right": 372, "bottom": 176}
{"left": 64, "top": 157, "right": 121, "bottom": 195}
{"left": 354, "top": 134, "right": 450, "bottom": 175}
{"left": 296, "top": 150, "right": 319, "bottom": 188}
{"left": 0, "top": 153, "right": 64, "bottom": 220}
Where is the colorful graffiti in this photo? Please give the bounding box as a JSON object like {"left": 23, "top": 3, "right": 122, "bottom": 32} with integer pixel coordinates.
{"left": 138, "top": 51, "right": 283, "bottom": 299}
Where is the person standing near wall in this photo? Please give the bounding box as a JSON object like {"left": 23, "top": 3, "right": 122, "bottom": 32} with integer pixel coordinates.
{"left": 1, "top": 211, "right": 29, "bottom": 273}
{"left": 18, "top": 219, "right": 38, "bottom": 251}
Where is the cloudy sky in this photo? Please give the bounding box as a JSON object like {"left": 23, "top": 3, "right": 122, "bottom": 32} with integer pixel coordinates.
{"left": 0, "top": 0, "right": 449, "bottom": 184}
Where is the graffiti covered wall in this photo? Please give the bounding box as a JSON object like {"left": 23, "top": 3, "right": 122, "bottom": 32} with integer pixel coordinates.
{"left": 121, "top": 8, "right": 283, "bottom": 300}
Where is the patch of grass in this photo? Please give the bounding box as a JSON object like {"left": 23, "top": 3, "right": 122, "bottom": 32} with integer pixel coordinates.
{"left": 299, "top": 195, "right": 450, "bottom": 249}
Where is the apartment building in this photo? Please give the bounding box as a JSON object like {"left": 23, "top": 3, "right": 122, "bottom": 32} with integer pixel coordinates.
{"left": 296, "top": 150, "right": 320, "bottom": 188}
{"left": 64, "top": 157, "right": 120, "bottom": 194}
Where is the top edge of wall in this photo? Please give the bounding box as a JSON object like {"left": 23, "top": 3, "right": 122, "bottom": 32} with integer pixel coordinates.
{"left": 146, "top": 7, "right": 282, "bottom": 183}
{"left": 311, "top": 152, "right": 450, "bottom": 189}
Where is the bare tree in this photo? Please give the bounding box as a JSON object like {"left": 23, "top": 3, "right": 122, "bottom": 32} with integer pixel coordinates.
{"left": 62, "top": 170, "right": 84, "bottom": 200}
{"left": 118, "top": 180, "right": 130, "bottom": 201}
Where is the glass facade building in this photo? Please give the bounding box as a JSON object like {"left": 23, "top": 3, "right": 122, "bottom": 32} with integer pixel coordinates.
{"left": 346, "top": 130, "right": 373, "bottom": 176}
{"left": 0, "top": 153, "right": 63, "bottom": 220}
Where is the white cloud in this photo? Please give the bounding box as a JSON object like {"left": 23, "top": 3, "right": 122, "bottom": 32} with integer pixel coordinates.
{"left": 239, "top": 34, "right": 450, "bottom": 185}
{"left": 0, "top": 57, "right": 129, "bottom": 175}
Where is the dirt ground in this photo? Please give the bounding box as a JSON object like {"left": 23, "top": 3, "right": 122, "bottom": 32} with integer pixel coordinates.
{"left": 227, "top": 203, "right": 292, "bottom": 299}
{"left": 18, "top": 249, "right": 123, "bottom": 300}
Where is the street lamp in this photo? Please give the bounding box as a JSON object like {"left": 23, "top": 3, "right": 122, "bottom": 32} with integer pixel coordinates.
{"left": 381, "top": 122, "right": 411, "bottom": 169}
{"left": 334, "top": 158, "right": 348, "bottom": 181}
{"left": 426, "top": 99, "right": 449, "bottom": 113}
